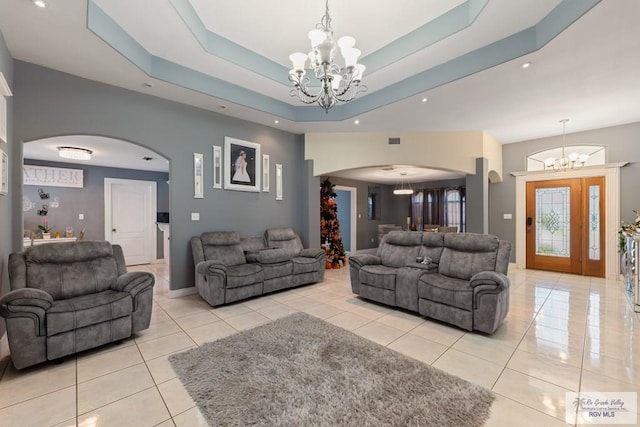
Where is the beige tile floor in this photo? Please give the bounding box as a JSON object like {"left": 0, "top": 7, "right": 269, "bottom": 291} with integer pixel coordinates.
{"left": 1, "top": 263, "right": 639, "bottom": 426}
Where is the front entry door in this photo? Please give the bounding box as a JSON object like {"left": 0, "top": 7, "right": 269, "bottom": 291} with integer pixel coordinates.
{"left": 526, "top": 177, "right": 605, "bottom": 277}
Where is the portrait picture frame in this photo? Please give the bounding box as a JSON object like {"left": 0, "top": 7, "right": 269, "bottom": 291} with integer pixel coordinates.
{"left": 212, "top": 145, "right": 222, "bottom": 189}
{"left": 224, "top": 136, "right": 260, "bottom": 192}
{"left": 0, "top": 148, "right": 8, "bottom": 195}
{"left": 194, "top": 152, "right": 204, "bottom": 199}
{"left": 275, "top": 163, "right": 283, "bottom": 201}
{"left": 262, "top": 154, "right": 270, "bottom": 192}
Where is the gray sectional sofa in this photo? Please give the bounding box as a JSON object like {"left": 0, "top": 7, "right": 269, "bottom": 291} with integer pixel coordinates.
{"left": 349, "top": 231, "right": 511, "bottom": 334}
{"left": 191, "top": 227, "right": 325, "bottom": 306}
{"left": 0, "top": 241, "right": 155, "bottom": 369}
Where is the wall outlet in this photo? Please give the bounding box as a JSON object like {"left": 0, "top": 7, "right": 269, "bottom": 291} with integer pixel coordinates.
{"left": 191, "top": 212, "right": 200, "bottom": 221}
{"left": 371, "top": 238, "right": 374, "bottom": 243}
{"left": 78, "top": 213, "right": 84, "bottom": 220}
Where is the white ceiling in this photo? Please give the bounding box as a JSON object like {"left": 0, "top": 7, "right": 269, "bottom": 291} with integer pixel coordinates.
{"left": 2, "top": 0, "right": 640, "bottom": 180}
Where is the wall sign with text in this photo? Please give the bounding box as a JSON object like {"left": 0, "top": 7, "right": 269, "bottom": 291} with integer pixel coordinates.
{"left": 23, "top": 165, "right": 84, "bottom": 188}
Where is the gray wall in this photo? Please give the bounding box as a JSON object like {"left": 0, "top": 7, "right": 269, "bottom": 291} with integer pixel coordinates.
{"left": 23, "top": 159, "right": 169, "bottom": 257}
{"left": 489, "top": 122, "right": 640, "bottom": 261}
{"left": 0, "top": 31, "right": 13, "bottom": 339}
{"left": 12, "top": 62, "right": 310, "bottom": 291}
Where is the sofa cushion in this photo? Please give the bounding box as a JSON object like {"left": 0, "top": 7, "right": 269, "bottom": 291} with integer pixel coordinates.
{"left": 262, "top": 262, "right": 294, "bottom": 280}
{"left": 26, "top": 255, "right": 119, "bottom": 300}
{"left": 292, "top": 257, "right": 319, "bottom": 275}
{"left": 437, "top": 233, "right": 499, "bottom": 280}
{"left": 201, "top": 232, "right": 246, "bottom": 267}
{"left": 418, "top": 274, "right": 473, "bottom": 311}
{"left": 379, "top": 231, "right": 422, "bottom": 268}
{"left": 360, "top": 265, "right": 397, "bottom": 290}
{"left": 226, "top": 264, "right": 264, "bottom": 289}
{"left": 420, "top": 232, "right": 445, "bottom": 263}
{"left": 265, "top": 227, "right": 304, "bottom": 255}
{"left": 47, "top": 290, "right": 133, "bottom": 336}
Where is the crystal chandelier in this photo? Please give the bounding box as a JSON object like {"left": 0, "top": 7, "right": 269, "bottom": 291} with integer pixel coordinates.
{"left": 544, "top": 119, "right": 589, "bottom": 171}
{"left": 288, "top": 0, "right": 367, "bottom": 113}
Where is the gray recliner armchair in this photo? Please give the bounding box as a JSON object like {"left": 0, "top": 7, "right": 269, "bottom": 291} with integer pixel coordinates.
{"left": 0, "top": 241, "right": 155, "bottom": 369}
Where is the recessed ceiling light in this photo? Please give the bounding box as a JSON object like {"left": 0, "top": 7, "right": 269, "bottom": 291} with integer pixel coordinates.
{"left": 354, "top": 119, "right": 360, "bottom": 125}
{"left": 422, "top": 97, "right": 428, "bottom": 103}
{"left": 521, "top": 62, "right": 532, "bottom": 69}
{"left": 274, "top": 120, "right": 279, "bottom": 124}
{"left": 33, "top": 0, "right": 47, "bottom": 8}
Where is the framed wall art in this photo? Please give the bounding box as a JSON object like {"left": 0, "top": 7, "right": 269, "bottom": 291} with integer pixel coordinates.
{"left": 213, "top": 145, "right": 222, "bottom": 189}
{"left": 0, "top": 148, "right": 8, "bottom": 195}
{"left": 262, "top": 154, "right": 270, "bottom": 192}
{"left": 224, "top": 136, "right": 260, "bottom": 192}
{"left": 194, "top": 152, "right": 204, "bottom": 198}
{"left": 275, "top": 163, "right": 283, "bottom": 201}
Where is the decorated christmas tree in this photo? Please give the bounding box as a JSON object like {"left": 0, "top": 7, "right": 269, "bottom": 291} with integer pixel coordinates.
{"left": 320, "top": 178, "right": 347, "bottom": 269}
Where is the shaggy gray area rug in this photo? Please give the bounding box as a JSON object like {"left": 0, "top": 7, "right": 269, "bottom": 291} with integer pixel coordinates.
{"left": 169, "top": 313, "right": 494, "bottom": 426}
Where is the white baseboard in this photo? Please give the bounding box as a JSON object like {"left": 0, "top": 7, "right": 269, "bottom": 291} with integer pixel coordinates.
{"left": 169, "top": 286, "right": 197, "bottom": 299}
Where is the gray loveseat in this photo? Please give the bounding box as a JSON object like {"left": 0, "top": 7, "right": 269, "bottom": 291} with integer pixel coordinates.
{"left": 0, "top": 241, "right": 155, "bottom": 369}
{"left": 349, "top": 231, "right": 511, "bottom": 334}
{"left": 191, "top": 227, "right": 325, "bottom": 307}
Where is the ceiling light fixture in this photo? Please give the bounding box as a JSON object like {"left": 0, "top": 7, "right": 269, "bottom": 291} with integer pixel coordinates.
{"left": 58, "top": 146, "right": 93, "bottom": 160}
{"left": 521, "top": 62, "right": 532, "bottom": 69}
{"left": 288, "top": 0, "right": 367, "bottom": 113}
{"left": 33, "top": 0, "right": 47, "bottom": 8}
{"left": 543, "top": 119, "right": 589, "bottom": 171}
{"left": 393, "top": 172, "right": 414, "bottom": 195}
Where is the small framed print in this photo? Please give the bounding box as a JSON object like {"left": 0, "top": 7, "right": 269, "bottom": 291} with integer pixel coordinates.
{"left": 213, "top": 145, "right": 222, "bottom": 189}
{"left": 275, "top": 163, "right": 283, "bottom": 201}
{"left": 0, "top": 148, "right": 7, "bottom": 195}
{"left": 262, "top": 154, "right": 270, "bottom": 192}
{"left": 224, "top": 136, "right": 260, "bottom": 192}
{"left": 194, "top": 153, "right": 204, "bottom": 198}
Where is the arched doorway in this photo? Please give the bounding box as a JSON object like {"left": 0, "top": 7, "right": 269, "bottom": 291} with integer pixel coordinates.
{"left": 22, "top": 135, "right": 170, "bottom": 267}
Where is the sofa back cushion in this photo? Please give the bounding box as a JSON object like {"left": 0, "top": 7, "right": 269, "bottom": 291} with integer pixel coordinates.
{"left": 419, "top": 232, "right": 445, "bottom": 263}
{"left": 438, "top": 233, "right": 499, "bottom": 280}
{"left": 200, "top": 231, "right": 246, "bottom": 267}
{"left": 24, "top": 241, "right": 119, "bottom": 300}
{"left": 265, "top": 227, "right": 303, "bottom": 256}
{"left": 379, "top": 231, "right": 422, "bottom": 268}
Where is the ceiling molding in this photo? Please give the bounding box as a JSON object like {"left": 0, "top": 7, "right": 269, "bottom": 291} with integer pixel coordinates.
{"left": 86, "top": 0, "right": 601, "bottom": 123}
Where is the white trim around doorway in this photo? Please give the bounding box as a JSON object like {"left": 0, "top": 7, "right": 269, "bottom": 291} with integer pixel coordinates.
{"left": 512, "top": 162, "right": 627, "bottom": 280}
{"left": 334, "top": 185, "right": 358, "bottom": 254}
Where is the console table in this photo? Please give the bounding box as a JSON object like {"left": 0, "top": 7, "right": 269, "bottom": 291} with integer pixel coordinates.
{"left": 23, "top": 236, "right": 77, "bottom": 250}
{"left": 621, "top": 233, "right": 640, "bottom": 313}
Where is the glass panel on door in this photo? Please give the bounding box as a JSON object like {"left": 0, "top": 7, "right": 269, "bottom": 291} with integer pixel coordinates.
{"left": 589, "top": 185, "right": 601, "bottom": 261}
{"left": 535, "top": 187, "right": 570, "bottom": 257}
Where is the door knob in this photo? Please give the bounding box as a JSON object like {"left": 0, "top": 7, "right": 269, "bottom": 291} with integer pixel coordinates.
{"left": 112, "top": 228, "right": 116, "bottom": 232}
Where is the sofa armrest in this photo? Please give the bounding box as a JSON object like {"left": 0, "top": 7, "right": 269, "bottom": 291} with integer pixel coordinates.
{"left": 255, "top": 248, "right": 293, "bottom": 264}
{"left": 111, "top": 271, "right": 155, "bottom": 295}
{"left": 0, "top": 288, "right": 54, "bottom": 313}
{"left": 349, "top": 253, "right": 381, "bottom": 268}
{"left": 469, "top": 271, "right": 510, "bottom": 289}
{"left": 300, "top": 248, "right": 325, "bottom": 259}
{"left": 196, "top": 260, "right": 227, "bottom": 276}
{"left": 0, "top": 289, "right": 53, "bottom": 336}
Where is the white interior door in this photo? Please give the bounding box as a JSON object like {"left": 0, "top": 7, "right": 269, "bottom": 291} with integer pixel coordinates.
{"left": 105, "top": 178, "right": 157, "bottom": 265}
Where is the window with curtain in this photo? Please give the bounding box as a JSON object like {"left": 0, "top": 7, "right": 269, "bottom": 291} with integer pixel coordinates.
{"left": 411, "top": 192, "right": 424, "bottom": 227}
{"left": 410, "top": 186, "right": 465, "bottom": 231}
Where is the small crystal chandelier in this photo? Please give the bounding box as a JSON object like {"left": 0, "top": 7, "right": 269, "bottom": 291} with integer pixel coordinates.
{"left": 544, "top": 119, "right": 589, "bottom": 171}
{"left": 393, "top": 172, "right": 414, "bottom": 195}
{"left": 288, "top": 0, "right": 367, "bottom": 113}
